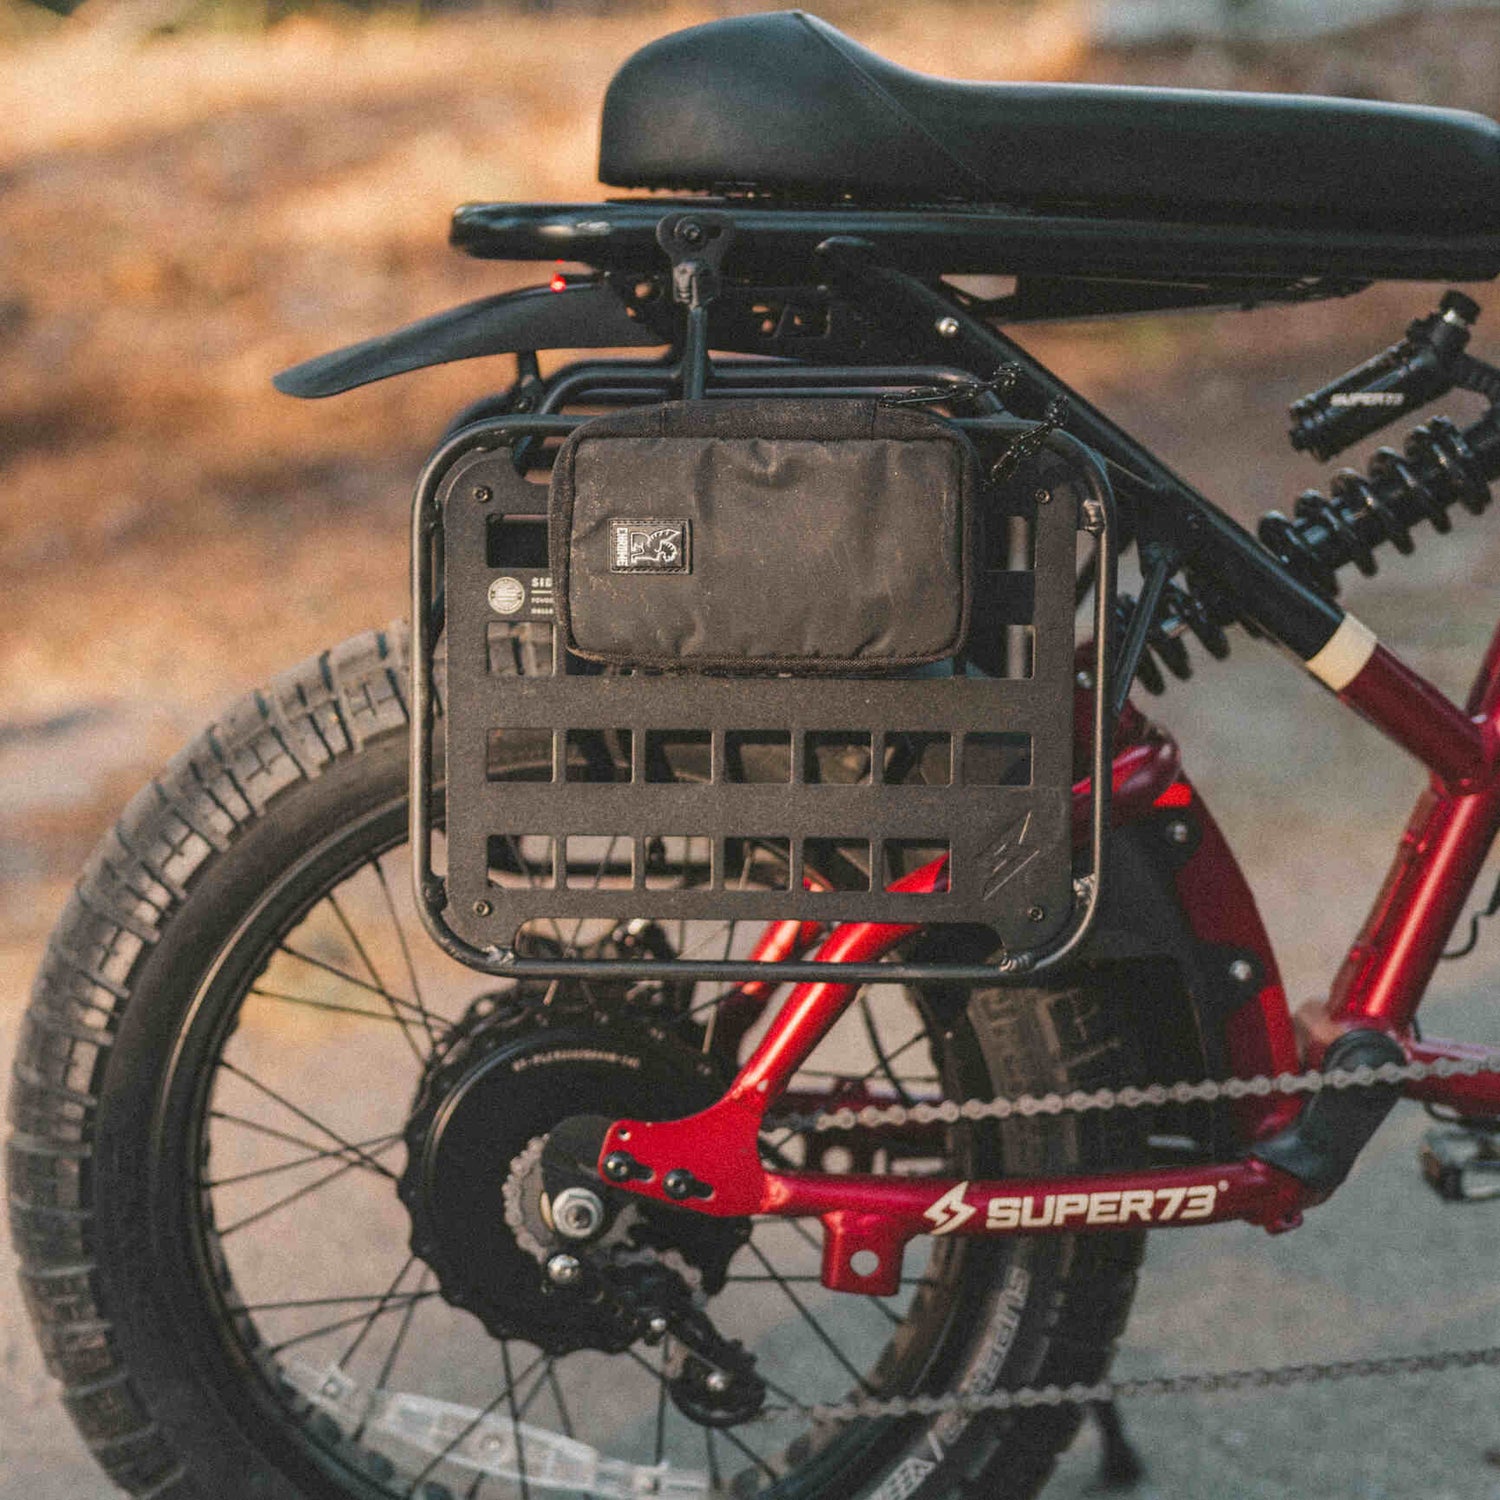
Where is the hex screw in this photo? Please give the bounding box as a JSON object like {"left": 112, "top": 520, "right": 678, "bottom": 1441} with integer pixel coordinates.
{"left": 472, "top": 899, "right": 493, "bottom": 917}
{"left": 1035, "top": 488, "right": 1051, "bottom": 505}
{"left": 935, "top": 315, "right": 961, "bottom": 338}
{"left": 705, "top": 1370, "right": 732, "bottom": 1395}
{"left": 1027, "top": 905, "right": 1046, "bottom": 923}
{"left": 546, "top": 1253, "right": 582, "bottom": 1288}
{"left": 600, "top": 1146, "right": 642, "bottom": 1182}
{"left": 680, "top": 220, "right": 705, "bottom": 246}
{"left": 1228, "top": 958, "right": 1256, "bottom": 984}
{"left": 473, "top": 485, "right": 492, "bottom": 504}
{"left": 1076, "top": 670, "right": 1094, "bottom": 690}
{"left": 663, "top": 1167, "right": 712, "bottom": 1201}
{"left": 1164, "top": 821, "right": 1192, "bottom": 846}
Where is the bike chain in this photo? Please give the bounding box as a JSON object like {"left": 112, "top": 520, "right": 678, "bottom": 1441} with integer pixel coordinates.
{"left": 774, "top": 1047, "right": 1500, "bottom": 1137}
{"left": 755, "top": 1047, "right": 1500, "bottom": 1424}
{"left": 503, "top": 1052, "right": 1500, "bottom": 1426}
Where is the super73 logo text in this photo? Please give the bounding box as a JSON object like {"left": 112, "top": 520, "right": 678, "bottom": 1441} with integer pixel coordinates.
{"left": 924, "top": 1181, "right": 1221, "bottom": 1235}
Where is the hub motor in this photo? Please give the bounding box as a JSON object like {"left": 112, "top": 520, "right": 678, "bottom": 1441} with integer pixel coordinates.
{"left": 397, "top": 986, "right": 746, "bottom": 1356}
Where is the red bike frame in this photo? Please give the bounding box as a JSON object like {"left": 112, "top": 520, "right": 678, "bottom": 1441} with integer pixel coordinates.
{"left": 596, "top": 631, "right": 1500, "bottom": 1297}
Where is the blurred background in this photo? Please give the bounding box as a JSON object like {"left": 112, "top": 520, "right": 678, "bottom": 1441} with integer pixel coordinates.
{"left": 6, "top": 0, "right": 1500, "bottom": 1494}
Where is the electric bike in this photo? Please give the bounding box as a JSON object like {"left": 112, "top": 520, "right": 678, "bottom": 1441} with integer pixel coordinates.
{"left": 14, "top": 12, "right": 1500, "bottom": 1499}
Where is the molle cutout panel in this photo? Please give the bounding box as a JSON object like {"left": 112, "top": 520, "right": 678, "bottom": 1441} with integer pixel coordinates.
{"left": 439, "top": 420, "right": 1083, "bottom": 950}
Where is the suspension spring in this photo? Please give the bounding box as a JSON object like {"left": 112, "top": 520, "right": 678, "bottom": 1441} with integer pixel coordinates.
{"left": 1258, "top": 416, "right": 1494, "bottom": 597}
{"left": 1119, "top": 404, "right": 1500, "bottom": 697}
{"left": 1114, "top": 575, "right": 1233, "bottom": 694}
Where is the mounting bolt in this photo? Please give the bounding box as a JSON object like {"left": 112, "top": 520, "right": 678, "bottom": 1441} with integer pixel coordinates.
{"left": 1027, "top": 905, "right": 1046, "bottom": 923}
{"left": 705, "top": 1370, "right": 732, "bottom": 1395}
{"left": 1228, "top": 957, "right": 1256, "bottom": 985}
{"left": 1164, "top": 821, "right": 1192, "bottom": 846}
{"left": 546, "top": 1253, "right": 582, "bottom": 1288}
{"left": 472, "top": 899, "right": 493, "bottom": 917}
{"left": 472, "top": 485, "right": 492, "bottom": 504}
{"left": 551, "top": 1186, "right": 606, "bottom": 1241}
{"left": 663, "top": 1167, "right": 713, "bottom": 1201}
{"left": 1075, "top": 670, "right": 1094, "bottom": 690}
{"left": 1034, "top": 488, "right": 1051, "bottom": 505}
{"left": 647, "top": 1315, "right": 669, "bottom": 1338}
{"left": 680, "top": 220, "right": 705, "bottom": 246}
{"left": 934, "top": 315, "right": 961, "bottom": 338}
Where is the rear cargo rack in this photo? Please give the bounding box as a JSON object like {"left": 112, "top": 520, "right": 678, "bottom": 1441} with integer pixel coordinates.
{"left": 411, "top": 410, "right": 1116, "bottom": 985}
{"left": 450, "top": 199, "right": 1500, "bottom": 286}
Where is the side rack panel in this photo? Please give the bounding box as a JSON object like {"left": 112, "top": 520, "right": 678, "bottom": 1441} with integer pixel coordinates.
{"left": 412, "top": 413, "right": 1116, "bottom": 983}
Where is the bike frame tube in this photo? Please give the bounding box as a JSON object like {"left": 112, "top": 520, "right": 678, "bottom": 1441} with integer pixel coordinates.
{"left": 600, "top": 847, "right": 1311, "bottom": 1295}
{"left": 1320, "top": 622, "right": 1500, "bottom": 1042}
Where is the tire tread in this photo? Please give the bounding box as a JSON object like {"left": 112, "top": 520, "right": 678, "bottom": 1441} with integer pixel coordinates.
{"left": 8, "top": 625, "right": 408, "bottom": 1495}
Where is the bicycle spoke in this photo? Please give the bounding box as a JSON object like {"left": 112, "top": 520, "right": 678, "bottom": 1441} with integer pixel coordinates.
{"left": 404, "top": 1350, "right": 546, "bottom": 1496}
{"left": 763, "top": 1029, "right": 928, "bottom": 1152}
{"left": 336, "top": 1255, "right": 417, "bottom": 1369}
{"left": 545, "top": 1362, "right": 575, "bottom": 1439}
{"left": 860, "top": 994, "right": 915, "bottom": 1108}
{"left": 203, "top": 1131, "right": 401, "bottom": 1190}
{"left": 266, "top": 1293, "right": 437, "bottom": 1356}
{"left": 745, "top": 1240, "right": 873, "bottom": 1393}
{"left": 500, "top": 1339, "right": 533, "bottom": 1500}
{"left": 720, "top": 1426, "right": 780, "bottom": 1485}
{"left": 240, "top": 1291, "right": 429, "bottom": 1314}
{"left": 504, "top": 835, "right": 570, "bottom": 950}
{"left": 792, "top": 1068, "right": 940, "bottom": 1083}
{"left": 705, "top": 1429, "right": 723, "bottom": 1491}
{"left": 277, "top": 943, "right": 434, "bottom": 1030}
{"left": 327, "top": 892, "right": 427, "bottom": 1064}
{"left": 247, "top": 988, "right": 409, "bottom": 1026}
{"left": 348, "top": 1281, "right": 434, "bottom": 1475}
{"left": 210, "top": 1110, "right": 340, "bottom": 1158}
{"left": 516, "top": 1357, "right": 559, "bottom": 1421}
{"left": 654, "top": 1340, "right": 670, "bottom": 1466}
{"left": 371, "top": 855, "right": 445, "bottom": 1049}
{"left": 216, "top": 1060, "right": 398, "bottom": 1181}
{"left": 216, "top": 1138, "right": 402, "bottom": 1238}
{"left": 568, "top": 834, "right": 624, "bottom": 951}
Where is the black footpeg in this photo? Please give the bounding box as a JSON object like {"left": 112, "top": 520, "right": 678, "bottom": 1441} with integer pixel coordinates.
{"left": 1421, "top": 1127, "right": 1500, "bottom": 1201}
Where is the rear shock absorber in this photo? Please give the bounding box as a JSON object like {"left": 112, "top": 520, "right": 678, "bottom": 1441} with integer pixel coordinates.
{"left": 1258, "top": 412, "right": 1499, "bottom": 597}
{"left": 1119, "top": 404, "right": 1500, "bottom": 694}
{"left": 1115, "top": 292, "right": 1500, "bottom": 695}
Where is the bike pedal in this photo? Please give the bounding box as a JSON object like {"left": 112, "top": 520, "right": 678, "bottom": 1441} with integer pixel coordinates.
{"left": 1420, "top": 1127, "right": 1500, "bottom": 1201}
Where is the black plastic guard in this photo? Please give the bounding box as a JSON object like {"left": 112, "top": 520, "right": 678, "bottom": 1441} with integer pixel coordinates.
{"left": 272, "top": 282, "right": 662, "bottom": 399}
{"left": 1251, "top": 1029, "right": 1407, "bottom": 1195}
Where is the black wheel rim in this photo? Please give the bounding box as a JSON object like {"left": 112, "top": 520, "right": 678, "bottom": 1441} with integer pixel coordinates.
{"left": 151, "top": 780, "right": 998, "bottom": 1500}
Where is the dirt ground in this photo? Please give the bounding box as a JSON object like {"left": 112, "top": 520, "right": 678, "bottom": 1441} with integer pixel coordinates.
{"left": 8, "top": 3, "right": 1500, "bottom": 1495}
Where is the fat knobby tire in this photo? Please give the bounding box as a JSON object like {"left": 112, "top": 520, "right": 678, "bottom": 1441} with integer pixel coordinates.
{"left": 8, "top": 624, "right": 1145, "bottom": 1500}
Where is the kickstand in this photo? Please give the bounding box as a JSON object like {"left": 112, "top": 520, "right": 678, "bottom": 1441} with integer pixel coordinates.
{"left": 1090, "top": 1401, "right": 1145, "bottom": 1491}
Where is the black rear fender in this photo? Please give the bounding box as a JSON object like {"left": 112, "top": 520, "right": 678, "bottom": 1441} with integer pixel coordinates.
{"left": 272, "top": 281, "right": 662, "bottom": 399}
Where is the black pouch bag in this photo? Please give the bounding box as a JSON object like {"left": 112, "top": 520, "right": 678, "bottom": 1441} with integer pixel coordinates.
{"left": 549, "top": 398, "right": 977, "bottom": 672}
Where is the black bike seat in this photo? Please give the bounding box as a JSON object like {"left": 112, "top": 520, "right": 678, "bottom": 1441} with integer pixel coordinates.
{"left": 600, "top": 10, "right": 1500, "bottom": 234}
